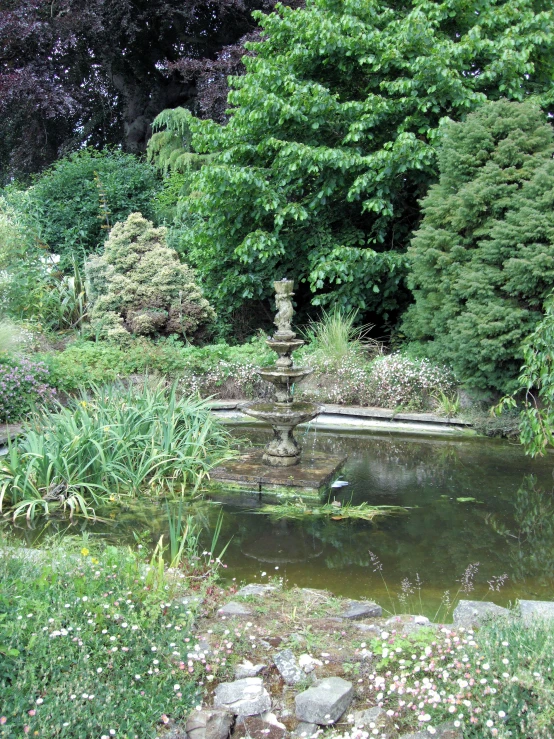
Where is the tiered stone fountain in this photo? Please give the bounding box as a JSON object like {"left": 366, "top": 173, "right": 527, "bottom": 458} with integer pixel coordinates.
{"left": 210, "top": 278, "right": 346, "bottom": 497}
{"left": 242, "top": 279, "right": 320, "bottom": 467}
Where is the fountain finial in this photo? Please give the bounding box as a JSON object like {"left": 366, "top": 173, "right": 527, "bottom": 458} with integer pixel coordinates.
{"left": 273, "top": 279, "right": 295, "bottom": 340}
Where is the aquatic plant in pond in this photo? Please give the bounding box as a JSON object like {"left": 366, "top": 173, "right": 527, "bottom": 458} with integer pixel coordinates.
{"left": 0, "top": 382, "right": 233, "bottom": 520}
{"left": 254, "top": 500, "right": 408, "bottom": 522}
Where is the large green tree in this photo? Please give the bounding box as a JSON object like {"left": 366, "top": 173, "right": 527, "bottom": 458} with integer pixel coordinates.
{"left": 403, "top": 100, "right": 554, "bottom": 393}
{"left": 150, "top": 0, "right": 554, "bottom": 328}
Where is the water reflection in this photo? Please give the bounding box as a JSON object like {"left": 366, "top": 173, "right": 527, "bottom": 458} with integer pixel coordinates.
{"left": 6, "top": 429, "right": 554, "bottom": 618}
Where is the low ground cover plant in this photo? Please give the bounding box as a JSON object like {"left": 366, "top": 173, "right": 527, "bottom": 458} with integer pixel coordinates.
{"left": 0, "top": 535, "right": 218, "bottom": 739}
{"left": 0, "top": 382, "right": 232, "bottom": 520}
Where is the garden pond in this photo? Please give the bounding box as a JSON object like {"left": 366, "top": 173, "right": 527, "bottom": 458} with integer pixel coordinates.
{"left": 10, "top": 427, "right": 554, "bottom": 619}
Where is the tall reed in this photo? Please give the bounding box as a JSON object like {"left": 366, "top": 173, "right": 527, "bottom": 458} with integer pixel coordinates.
{"left": 0, "top": 381, "right": 233, "bottom": 520}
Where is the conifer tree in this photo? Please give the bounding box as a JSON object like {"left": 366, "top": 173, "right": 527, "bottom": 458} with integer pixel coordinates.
{"left": 403, "top": 100, "right": 554, "bottom": 393}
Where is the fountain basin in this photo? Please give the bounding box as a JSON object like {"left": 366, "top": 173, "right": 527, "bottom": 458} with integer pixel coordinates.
{"left": 242, "top": 401, "right": 321, "bottom": 427}
{"left": 258, "top": 367, "right": 313, "bottom": 386}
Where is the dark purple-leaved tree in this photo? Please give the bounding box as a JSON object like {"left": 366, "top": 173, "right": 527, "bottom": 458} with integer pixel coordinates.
{"left": 0, "top": 0, "right": 285, "bottom": 181}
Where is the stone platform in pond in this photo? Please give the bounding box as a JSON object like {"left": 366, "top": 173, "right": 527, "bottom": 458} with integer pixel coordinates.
{"left": 209, "top": 451, "right": 346, "bottom": 499}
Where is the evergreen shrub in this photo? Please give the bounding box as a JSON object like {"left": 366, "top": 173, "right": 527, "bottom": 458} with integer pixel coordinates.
{"left": 86, "top": 213, "right": 216, "bottom": 343}
{"left": 403, "top": 101, "right": 554, "bottom": 393}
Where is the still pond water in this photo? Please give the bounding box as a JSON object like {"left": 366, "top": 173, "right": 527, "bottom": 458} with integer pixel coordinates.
{"left": 15, "top": 428, "right": 554, "bottom": 619}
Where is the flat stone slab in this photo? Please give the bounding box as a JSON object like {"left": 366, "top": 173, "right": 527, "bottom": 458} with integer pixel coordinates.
{"left": 295, "top": 677, "right": 353, "bottom": 725}
{"left": 236, "top": 584, "right": 278, "bottom": 597}
{"left": 519, "top": 600, "right": 554, "bottom": 624}
{"left": 274, "top": 649, "right": 304, "bottom": 685}
{"left": 234, "top": 660, "right": 267, "bottom": 679}
{"left": 210, "top": 451, "right": 347, "bottom": 494}
{"left": 218, "top": 602, "right": 252, "bottom": 617}
{"left": 214, "top": 677, "right": 271, "bottom": 716}
{"left": 341, "top": 600, "right": 382, "bottom": 620}
{"left": 453, "top": 600, "right": 509, "bottom": 628}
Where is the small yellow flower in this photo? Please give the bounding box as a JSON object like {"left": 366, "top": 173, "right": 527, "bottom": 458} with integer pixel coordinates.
{"left": 80, "top": 401, "right": 87, "bottom": 408}
{"left": 109, "top": 495, "right": 116, "bottom": 502}
{"left": 81, "top": 547, "right": 90, "bottom": 556}
{"left": 91, "top": 557, "right": 99, "bottom": 565}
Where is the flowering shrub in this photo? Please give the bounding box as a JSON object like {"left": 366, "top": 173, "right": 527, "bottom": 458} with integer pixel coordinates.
{"left": 366, "top": 353, "right": 456, "bottom": 410}
{"left": 0, "top": 357, "right": 55, "bottom": 422}
{"left": 296, "top": 354, "right": 373, "bottom": 405}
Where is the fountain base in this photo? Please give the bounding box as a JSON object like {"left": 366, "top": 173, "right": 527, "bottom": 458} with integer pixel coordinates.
{"left": 209, "top": 450, "right": 346, "bottom": 500}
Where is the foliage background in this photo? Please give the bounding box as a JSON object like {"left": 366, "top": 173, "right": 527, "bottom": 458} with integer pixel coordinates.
{"left": 150, "top": 0, "right": 554, "bottom": 331}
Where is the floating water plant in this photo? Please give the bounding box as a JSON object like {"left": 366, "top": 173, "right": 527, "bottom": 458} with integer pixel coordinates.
{"left": 251, "top": 499, "right": 408, "bottom": 522}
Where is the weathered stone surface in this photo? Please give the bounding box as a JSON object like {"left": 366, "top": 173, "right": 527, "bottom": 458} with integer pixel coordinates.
{"left": 236, "top": 584, "right": 278, "bottom": 597}
{"left": 453, "top": 600, "right": 509, "bottom": 628}
{"left": 351, "top": 707, "right": 398, "bottom": 737}
{"left": 234, "top": 660, "right": 267, "bottom": 679}
{"left": 341, "top": 600, "right": 382, "bottom": 620}
{"left": 519, "top": 600, "right": 554, "bottom": 624}
{"left": 399, "top": 721, "right": 462, "bottom": 739}
{"left": 352, "top": 622, "right": 379, "bottom": 633}
{"left": 298, "top": 654, "right": 323, "bottom": 674}
{"left": 234, "top": 714, "right": 286, "bottom": 739}
{"left": 384, "top": 614, "right": 437, "bottom": 636}
{"left": 295, "top": 677, "right": 353, "bottom": 725}
{"left": 292, "top": 723, "right": 319, "bottom": 738}
{"left": 214, "top": 677, "right": 271, "bottom": 716}
{"left": 274, "top": 649, "right": 305, "bottom": 685}
{"left": 217, "top": 602, "right": 252, "bottom": 617}
{"left": 185, "top": 709, "right": 234, "bottom": 739}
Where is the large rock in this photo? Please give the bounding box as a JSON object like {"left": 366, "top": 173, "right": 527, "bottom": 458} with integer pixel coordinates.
{"left": 274, "top": 649, "right": 305, "bottom": 685}
{"left": 295, "top": 677, "right": 353, "bottom": 725}
{"left": 341, "top": 601, "right": 382, "bottom": 620}
{"left": 519, "top": 600, "right": 554, "bottom": 624}
{"left": 351, "top": 707, "right": 398, "bottom": 738}
{"left": 217, "top": 602, "right": 252, "bottom": 617}
{"left": 185, "top": 709, "right": 234, "bottom": 739}
{"left": 236, "top": 584, "right": 278, "bottom": 597}
{"left": 214, "top": 677, "right": 271, "bottom": 716}
{"left": 453, "top": 600, "right": 509, "bottom": 628}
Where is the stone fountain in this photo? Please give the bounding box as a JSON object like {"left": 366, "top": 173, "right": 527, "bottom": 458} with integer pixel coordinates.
{"left": 242, "top": 279, "right": 321, "bottom": 466}
{"left": 210, "top": 279, "right": 346, "bottom": 498}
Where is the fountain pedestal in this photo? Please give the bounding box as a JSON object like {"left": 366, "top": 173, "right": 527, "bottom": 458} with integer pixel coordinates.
{"left": 210, "top": 279, "right": 346, "bottom": 498}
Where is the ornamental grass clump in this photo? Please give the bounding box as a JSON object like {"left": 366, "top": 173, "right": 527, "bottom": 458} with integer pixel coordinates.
{"left": 86, "top": 212, "right": 215, "bottom": 343}
{"left": 0, "top": 382, "right": 232, "bottom": 520}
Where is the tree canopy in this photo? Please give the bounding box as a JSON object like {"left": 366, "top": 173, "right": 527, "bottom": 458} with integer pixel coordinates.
{"left": 150, "top": 0, "right": 554, "bottom": 328}
{"left": 403, "top": 100, "right": 554, "bottom": 393}
{"left": 0, "top": 0, "right": 281, "bottom": 182}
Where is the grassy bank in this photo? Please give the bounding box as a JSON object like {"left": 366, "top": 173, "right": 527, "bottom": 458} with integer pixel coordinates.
{"left": 0, "top": 534, "right": 222, "bottom": 739}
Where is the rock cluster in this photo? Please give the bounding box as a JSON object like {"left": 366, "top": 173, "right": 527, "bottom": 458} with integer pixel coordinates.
{"left": 179, "top": 587, "right": 554, "bottom": 739}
